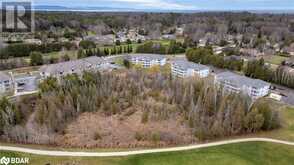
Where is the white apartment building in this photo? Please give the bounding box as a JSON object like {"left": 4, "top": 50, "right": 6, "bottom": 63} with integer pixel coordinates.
{"left": 215, "top": 71, "right": 270, "bottom": 99}
{"left": 12, "top": 73, "right": 39, "bottom": 94}
{"left": 171, "top": 60, "right": 210, "bottom": 78}
{"left": 0, "top": 72, "right": 12, "bottom": 94}
{"left": 0, "top": 71, "right": 40, "bottom": 96}
{"left": 128, "top": 54, "right": 167, "bottom": 68}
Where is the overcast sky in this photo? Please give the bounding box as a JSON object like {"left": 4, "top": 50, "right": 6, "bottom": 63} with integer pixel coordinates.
{"left": 4, "top": 0, "right": 294, "bottom": 10}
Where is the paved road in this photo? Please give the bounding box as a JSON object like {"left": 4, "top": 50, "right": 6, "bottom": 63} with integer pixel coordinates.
{"left": 1, "top": 138, "right": 294, "bottom": 157}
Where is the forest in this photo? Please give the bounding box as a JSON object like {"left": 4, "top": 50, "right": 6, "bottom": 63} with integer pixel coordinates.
{"left": 0, "top": 69, "right": 280, "bottom": 147}
{"left": 33, "top": 12, "right": 294, "bottom": 46}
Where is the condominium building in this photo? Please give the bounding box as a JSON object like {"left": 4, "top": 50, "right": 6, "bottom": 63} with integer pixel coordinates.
{"left": 171, "top": 60, "right": 210, "bottom": 78}
{"left": 39, "top": 56, "right": 110, "bottom": 79}
{"left": 0, "top": 72, "right": 12, "bottom": 94}
{"left": 12, "top": 73, "right": 39, "bottom": 94}
{"left": 128, "top": 54, "right": 167, "bottom": 68}
{"left": 215, "top": 71, "right": 270, "bottom": 99}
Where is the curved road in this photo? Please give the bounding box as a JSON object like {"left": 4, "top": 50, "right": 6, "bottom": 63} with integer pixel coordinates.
{"left": 1, "top": 138, "right": 294, "bottom": 157}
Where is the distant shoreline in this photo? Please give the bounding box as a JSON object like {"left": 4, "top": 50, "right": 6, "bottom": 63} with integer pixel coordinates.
{"left": 30, "top": 6, "right": 294, "bottom": 14}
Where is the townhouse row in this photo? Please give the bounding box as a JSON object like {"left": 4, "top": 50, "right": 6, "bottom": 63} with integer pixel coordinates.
{"left": 0, "top": 56, "right": 117, "bottom": 96}
{"left": 39, "top": 56, "right": 113, "bottom": 78}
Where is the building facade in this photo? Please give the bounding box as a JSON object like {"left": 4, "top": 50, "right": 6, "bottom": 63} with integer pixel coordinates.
{"left": 0, "top": 72, "right": 13, "bottom": 94}
{"left": 12, "top": 73, "right": 39, "bottom": 94}
{"left": 215, "top": 71, "right": 270, "bottom": 99}
{"left": 39, "top": 56, "right": 110, "bottom": 79}
{"left": 171, "top": 60, "right": 210, "bottom": 78}
{"left": 128, "top": 54, "right": 167, "bottom": 68}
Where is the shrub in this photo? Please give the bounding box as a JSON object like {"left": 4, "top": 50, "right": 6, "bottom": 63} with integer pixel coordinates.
{"left": 93, "top": 132, "right": 102, "bottom": 140}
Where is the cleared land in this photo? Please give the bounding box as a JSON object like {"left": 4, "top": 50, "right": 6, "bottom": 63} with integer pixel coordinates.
{"left": 1, "top": 142, "right": 294, "bottom": 165}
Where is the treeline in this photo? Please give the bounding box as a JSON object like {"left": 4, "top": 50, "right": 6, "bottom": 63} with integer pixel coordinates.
{"left": 33, "top": 12, "right": 294, "bottom": 49}
{"left": 0, "top": 42, "right": 77, "bottom": 58}
{"left": 0, "top": 95, "right": 35, "bottom": 140}
{"left": 186, "top": 47, "right": 244, "bottom": 71}
{"left": 186, "top": 47, "right": 294, "bottom": 89}
{"left": 136, "top": 40, "right": 186, "bottom": 55}
{"left": 77, "top": 44, "right": 133, "bottom": 58}
{"left": 245, "top": 59, "right": 294, "bottom": 89}
{"left": 0, "top": 70, "right": 280, "bottom": 143}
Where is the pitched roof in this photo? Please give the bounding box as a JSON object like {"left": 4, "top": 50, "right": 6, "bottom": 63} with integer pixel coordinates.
{"left": 216, "top": 71, "right": 270, "bottom": 88}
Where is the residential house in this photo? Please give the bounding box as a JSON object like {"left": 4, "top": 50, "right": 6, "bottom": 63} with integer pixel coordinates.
{"left": 59, "top": 37, "right": 70, "bottom": 43}
{"left": 127, "top": 29, "right": 138, "bottom": 42}
{"left": 47, "top": 38, "right": 56, "bottom": 43}
{"left": 240, "top": 48, "right": 264, "bottom": 57}
{"left": 198, "top": 38, "right": 207, "bottom": 47}
{"left": 84, "top": 34, "right": 115, "bottom": 45}
{"left": 224, "top": 55, "right": 242, "bottom": 61}
{"left": 136, "top": 34, "right": 146, "bottom": 42}
{"left": 0, "top": 72, "right": 12, "bottom": 94}
{"left": 73, "top": 37, "right": 82, "bottom": 47}
{"left": 226, "top": 35, "right": 235, "bottom": 44}
{"left": 212, "top": 46, "right": 224, "bottom": 55}
{"left": 273, "top": 43, "right": 281, "bottom": 52}
{"left": 128, "top": 54, "right": 167, "bottom": 68}
{"left": 116, "top": 31, "right": 127, "bottom": 42}
{"left": 282, "top": 43, "right": 294, "bottom": 56}
{"left": 162, "top": 34, "right": 176, "bottom": 40}
{"left": 215, "top": 71, "right": 270, "bottom": 99}
{"left": 171, "top": 60, "right": 210, "bottom": 78}
{"left": 175, "top": 27, "right": 184, "bottom": 36}
{"left": 235, "top": 34, "right": 243, "bottom": 44}
{"left": 24, "top": 38, "right": 42, "bottom": 45}
{"left": 283, "top": 57, "right": 294, "bottom": 68}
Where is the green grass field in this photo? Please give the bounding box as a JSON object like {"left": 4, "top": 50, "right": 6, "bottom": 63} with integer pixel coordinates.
{"left": 1, "top": 142, "right": 294, "bottom": 165}
{"left": 264, "top": 55, "right": 289, "bottom": 65}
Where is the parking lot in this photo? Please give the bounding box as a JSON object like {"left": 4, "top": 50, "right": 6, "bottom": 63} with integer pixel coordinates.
{"left": 271, "top": 84, "right": 294, "bottom": 106}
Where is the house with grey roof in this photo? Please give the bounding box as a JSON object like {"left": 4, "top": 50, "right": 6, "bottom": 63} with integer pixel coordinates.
{"left": 128, "top": 54, "right": 167, "bottom": 68}
{"left": 0, "top": 72, "right": 12, "bottom": 94}
{"left": 215, "top": 71, "right": 270, "bottom": 99}
{"left": 171, "top": 60, "right": 210, "bottom": 78}
{"left": 39, "top": 56, "right": 109, "bottom": 79}
{"left": 282, "top": 43, "right": 294, "bottom": 56}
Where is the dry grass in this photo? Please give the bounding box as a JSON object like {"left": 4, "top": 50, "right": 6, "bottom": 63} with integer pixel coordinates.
{"left": 56, "top": 110, "right": 194, "bottom": 148}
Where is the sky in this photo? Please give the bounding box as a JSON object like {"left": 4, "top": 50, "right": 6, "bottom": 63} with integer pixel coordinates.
{"left": 4, "top": 0, "right": 294, "bottom": 10}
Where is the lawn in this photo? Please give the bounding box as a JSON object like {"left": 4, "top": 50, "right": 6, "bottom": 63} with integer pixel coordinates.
{"left": 1, "top": 142, "right": 294, "bottom": 165}
{"left": 43, "top": 50, "right": 78, "bottom": 60}
{"left": 255, "top": 106, "right": 294, "bottom": 141}
{"left": 264, "top": 55, "right": 289, "bottom": 65}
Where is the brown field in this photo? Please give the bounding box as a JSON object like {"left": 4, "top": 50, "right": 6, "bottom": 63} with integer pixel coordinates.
{"left": 56, "top": 110, "right": 194, "bottom": 148}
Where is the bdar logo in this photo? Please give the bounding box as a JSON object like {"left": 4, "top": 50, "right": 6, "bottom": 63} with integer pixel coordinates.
{"left": 0, "top": 157, "right": 10, "bottom": 165}
{"left": 0, "top": 156, "right": 29, "bottom": 165}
